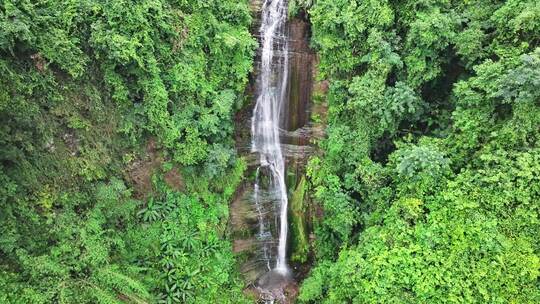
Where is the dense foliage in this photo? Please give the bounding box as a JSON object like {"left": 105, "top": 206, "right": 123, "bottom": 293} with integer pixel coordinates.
{"left": 0, "top": 0, "right": 255, "bottom": 303}
{"left": 3, "top": 0, "right": 540, "bottom": 302}
{"left": 298, "top": 0, "right": 540, "bottom": 302}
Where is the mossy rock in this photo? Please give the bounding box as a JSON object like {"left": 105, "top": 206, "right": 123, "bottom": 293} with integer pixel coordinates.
{"left": 289, "top": 175, "right": 309, "bottom": 263}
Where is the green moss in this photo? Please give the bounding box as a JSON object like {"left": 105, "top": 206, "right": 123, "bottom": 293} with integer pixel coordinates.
{"left": 290, "top": 175, "right": 309, "bottom": 263}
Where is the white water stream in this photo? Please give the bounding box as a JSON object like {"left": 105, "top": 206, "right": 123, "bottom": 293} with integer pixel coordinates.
{"left": 251, "top": 0, "right": 290, "bottom": 274}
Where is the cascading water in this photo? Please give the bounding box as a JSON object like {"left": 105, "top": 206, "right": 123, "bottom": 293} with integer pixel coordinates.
{"left": 251, "top": 0, "right": 290, "bottom": 276}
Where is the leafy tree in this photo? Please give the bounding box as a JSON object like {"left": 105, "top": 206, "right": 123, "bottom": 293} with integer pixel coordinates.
{"left": 0, "top": 0, "right": 254, "bottom": 302}
{"left": 301, "top": 0, "right": 540, "bottom": 302}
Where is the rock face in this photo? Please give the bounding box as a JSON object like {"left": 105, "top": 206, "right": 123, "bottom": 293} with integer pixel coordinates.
{"left": 283, "top": 16, "right": 313, "bottom": 134}
{"left": 231, "top": 2, "right": 317, "bottom": 302}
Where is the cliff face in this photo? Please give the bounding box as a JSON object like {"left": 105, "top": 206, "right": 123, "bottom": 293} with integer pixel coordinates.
{"left": 283, "top": 15, "right": 313, "bottom": 134}
{"left": 230, "top": 2, "right": 317, "bottom": 295}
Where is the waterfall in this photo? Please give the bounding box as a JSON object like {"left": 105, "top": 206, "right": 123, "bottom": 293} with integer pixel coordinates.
{"left": 251, "top": 0, "right": 290, "bottom": 274}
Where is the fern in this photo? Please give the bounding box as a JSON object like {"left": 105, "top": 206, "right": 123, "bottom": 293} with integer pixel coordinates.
{"left": 93, "top": 266, "right": 151, "bottom": 303}
{"left": 88, "top": 284, "right": 122, "bottom": 304}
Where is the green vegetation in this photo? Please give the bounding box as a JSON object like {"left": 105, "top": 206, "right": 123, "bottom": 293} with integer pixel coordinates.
{"left": 290, "top": 176, "right": 309, "bottom": 263}
{"left": 3, "top": 0, "right": 540, "bottom": 302}
{"left": 298, "top": 0, "right": 540, "bottom": 303}
{"left": 0, "top": 0, "right": 254, "bottom": 303}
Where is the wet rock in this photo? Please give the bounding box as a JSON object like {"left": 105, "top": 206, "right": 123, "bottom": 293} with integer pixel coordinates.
{"left": 255, "top": 269, "right": 294, "bottom": 303}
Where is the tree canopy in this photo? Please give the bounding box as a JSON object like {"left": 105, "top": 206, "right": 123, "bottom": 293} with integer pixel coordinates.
{"left": 0, "top": 0, "right": 254, "bottom": 302}
{"left": 298, "top": 0, "right": 540, "bottom": 302}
